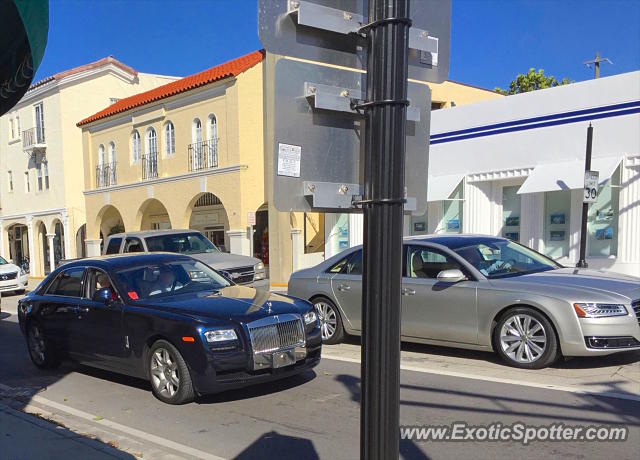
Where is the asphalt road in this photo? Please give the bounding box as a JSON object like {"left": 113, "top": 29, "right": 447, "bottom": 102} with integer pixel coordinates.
{"left": 1, "top": 294, "right": 638, "bottom": 460}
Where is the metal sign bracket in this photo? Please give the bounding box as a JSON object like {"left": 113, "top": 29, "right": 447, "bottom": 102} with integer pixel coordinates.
{"left": 287, "top": 0, "right": 439, "bottom": 65}
{"left": 303, "top": 181, "right": 363, "bottom": 209}
{"left": 304, "top": 81, "right": 420, "bottom": 121}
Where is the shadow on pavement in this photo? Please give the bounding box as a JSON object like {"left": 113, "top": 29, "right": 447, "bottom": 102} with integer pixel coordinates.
{"left": 342, "top": 333, "right": 640, "bottom": 369}
{"left": 336, "top": 373, "right": 640, "bottom": 428}
{"left": 232, "top": 430, "right": 320, "bottom": 460}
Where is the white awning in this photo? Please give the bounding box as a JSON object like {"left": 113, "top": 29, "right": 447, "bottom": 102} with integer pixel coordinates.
{"left": 517, "top": 156, "right": 623, "bottom": 194}
{"left": 427, "top": 173, "right": 465, "bottom": 202}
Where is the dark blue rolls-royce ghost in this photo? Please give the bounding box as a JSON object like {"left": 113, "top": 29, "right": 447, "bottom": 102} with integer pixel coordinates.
{"left": 18, "top": 253, "right": 322, "bottom": 404}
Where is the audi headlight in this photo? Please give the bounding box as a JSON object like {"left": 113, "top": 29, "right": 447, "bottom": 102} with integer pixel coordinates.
{"left": 254, "top": 262, "right": 266, "bottom": 281}
{"left": 204, "top": 329, "right": 238, "bottom": 342}
{"left": 303, "top": 310, "right": 318, "bottom": 325}
{"left": 573, "top": 303, "right": 628, "bottom": 318}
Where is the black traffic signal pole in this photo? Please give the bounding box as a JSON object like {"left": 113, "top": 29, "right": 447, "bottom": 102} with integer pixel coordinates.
{"left": 577, "top": 124, "right": 593, "bottom": 268}
{"left": 359, "top": 0, "right": 410, "bottom": 458}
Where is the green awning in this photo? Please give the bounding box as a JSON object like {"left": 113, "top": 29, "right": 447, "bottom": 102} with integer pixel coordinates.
{"left": 0, "top": 0, "right": 49, "bottom": 115}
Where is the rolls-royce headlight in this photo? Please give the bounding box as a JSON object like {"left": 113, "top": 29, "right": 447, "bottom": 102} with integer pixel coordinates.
{"left": 303, "top": 310, "right": 318, "bottom": 325}
{"left": 254, "top": 262, "right": 266, "bottom": 281}
{"left": 573, "top": 303, "right": 628, "bottom": 318}
{"left": 19, "top": 268, "right": 26, "bottom": 276}
{"left": 204, "top": 329, "right": 238, "bottom": 342}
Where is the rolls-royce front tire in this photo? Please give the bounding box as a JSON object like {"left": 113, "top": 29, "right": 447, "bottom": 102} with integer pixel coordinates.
{"left": 27, "top": 322, "right": 58, "bottom": 369}
{"left": 493, "top": 307, "right": 559, "bottom": 369}
{"left": 149, "top": 340, "right": 195, "bottom": 405}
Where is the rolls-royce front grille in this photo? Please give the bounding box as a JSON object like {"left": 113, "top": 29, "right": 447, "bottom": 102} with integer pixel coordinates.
{"left": 247, "top": 316, "right": 305, "bottom": 354}
{"left": 632, "top": 300, "right": 640, "bottom": 326}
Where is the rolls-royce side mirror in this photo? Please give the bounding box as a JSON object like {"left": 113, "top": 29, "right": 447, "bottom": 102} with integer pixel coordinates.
{"left": 436, "top": 269, "right": 467, "bottom": 283}
{"left": 92, "top": 287, "right": 114, "bottom": 305}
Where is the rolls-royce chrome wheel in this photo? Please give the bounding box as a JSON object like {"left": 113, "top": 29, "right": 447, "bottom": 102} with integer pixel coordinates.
{"left": 313, "top": 298, "right": 344, "bottom": 345}
{"left": 148, "top": 340, "right": 195, "bottom": 404}
{"left": 494, "top": 308, "right": 559, "bottom": 369}
{"left": 150, "top": 348, "right": 180, "bottom": 398}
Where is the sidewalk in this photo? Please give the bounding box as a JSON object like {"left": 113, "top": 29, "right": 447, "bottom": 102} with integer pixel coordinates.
{"left": 0, "top": 402, "right": 135, "bottom": 460}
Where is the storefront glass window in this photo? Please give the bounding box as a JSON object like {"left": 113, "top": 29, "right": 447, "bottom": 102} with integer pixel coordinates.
{"left": 587, "top": 166, "right": 620, "bottom": 256}
{"left": 502, "top": 186, "right": 521, "bottom": 242}
{"left": 443, "top": 182, "right": 463, "bottom": 234}
{"left": 544, "top": 190, "right": 571, "bottom": 259}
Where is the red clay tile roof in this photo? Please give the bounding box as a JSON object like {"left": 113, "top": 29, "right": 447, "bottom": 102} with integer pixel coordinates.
{"left": 29, "top": 56, "right": 137, "bottom": 91}
{"left": 78, "top": 50, "right": 265, "bottom": 127}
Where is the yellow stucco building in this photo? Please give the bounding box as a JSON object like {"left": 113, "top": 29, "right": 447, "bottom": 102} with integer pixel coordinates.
{"left": 0, "top": 57, "right": 176, "bottom": 277}
{"left": 78, "top": 50, "right": 501, "bottom": 287}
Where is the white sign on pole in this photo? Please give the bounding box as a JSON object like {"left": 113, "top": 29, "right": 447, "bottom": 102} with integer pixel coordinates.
{"left": 247, "top": 211, "right": 256, "bottom": 226}
{"left": 277, "top": 143, "right": 302, "bottom": 178}
{"left": 583, "top": 170, "right": 599, "bottom": 203}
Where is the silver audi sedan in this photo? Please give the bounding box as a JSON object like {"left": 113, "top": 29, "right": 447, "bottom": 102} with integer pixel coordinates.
{"left": 288, "top": 235, "right": 640, "bottom": 369}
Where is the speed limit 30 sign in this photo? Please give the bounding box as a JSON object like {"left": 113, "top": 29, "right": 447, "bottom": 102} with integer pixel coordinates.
{"left": 584, "top": 170, "right": 599, "bottom": 203}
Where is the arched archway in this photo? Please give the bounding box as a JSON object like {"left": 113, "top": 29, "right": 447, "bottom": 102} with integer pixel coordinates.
{"left": 95, "top": 205, "right": 125, "bottom": 240}
{"left": 254, "top": 203, "right": 269, "bottom": 263}
{"left": 5, "top": 223, "right": 29, "bottom": 268}
{"left": 186, "top": 192, "right": 229, "bottom": 252}
{"left": 76, "top": 224, "right": 86, "bottom": 259}
{"left": 50, "top": 218, "right": 65, "bottom": 268}
{"left": 137, "top": 198, "right": 171, "bottom": 231}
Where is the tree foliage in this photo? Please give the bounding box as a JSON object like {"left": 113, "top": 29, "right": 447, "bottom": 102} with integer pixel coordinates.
{"left": 494, "top": 68, "right": 572, "bottom": 95}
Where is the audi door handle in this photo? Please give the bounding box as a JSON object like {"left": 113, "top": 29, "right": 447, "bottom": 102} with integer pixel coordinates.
{"left": 337, "top": 284, "right": 351, "bottom": 291}
{"left": 401, "top": 288, "right": 416, "bottom": 296}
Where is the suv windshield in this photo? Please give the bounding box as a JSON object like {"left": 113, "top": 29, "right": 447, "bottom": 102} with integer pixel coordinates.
{"left": 454, "top": 240, "right": 560, "bottom": 279}
{"left": 145, "top": 233, "right": 220, "bottom": 255}
{"left": 113, "top": 259, "right": 230, "bottom": 300}
{"left": 0, "top": 257, "right": 7, "bottom": 265}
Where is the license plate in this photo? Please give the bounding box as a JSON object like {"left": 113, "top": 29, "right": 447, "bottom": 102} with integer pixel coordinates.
{"left": 272, "top": 350, "right": 296, "bottom": 368}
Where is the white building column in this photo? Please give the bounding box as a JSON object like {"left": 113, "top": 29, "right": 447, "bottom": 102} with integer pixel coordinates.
{"left": 85, "top": 239, "right": 102, "bottom": 257}
{"left": 0, "top": 220, "right": 4, "bottom": 259}
{"left": 46, "top": 233, "right": 56, "bottom": 273}
{"left": 26, "top": 215, "right": 35, "bottom": 276}
{"left": 61, "top": 210, "right": 72, "bottom": 259}
{"left": 291, "top": 228, "right": 303, "bottom": 272}
{"left": 227, "top": 229, "right": 251, "bottom": 256}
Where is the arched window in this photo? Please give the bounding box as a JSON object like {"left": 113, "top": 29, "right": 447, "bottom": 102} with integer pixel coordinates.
{"left": 108, "top": 142, "right": 116, "bottom": 164}
{"left": 206, "top": 114, "right": 218, "bottom": 168}
{"left": 131, "top": 130, "right": 141, "bottom": 162}
{"left": 207, "top": 114, "right": 218, "bottom": 141}
{"left": 192, "top": 118, "right": 202, "bottom": 144}
{"left": 164, "top": 121, "right": 175, "bottom": 155}
{"left": 147, "top": 127, "right": 157, "bottom": 155}
{"left": 98, "top": 144, "right": 106, "bottom": 165}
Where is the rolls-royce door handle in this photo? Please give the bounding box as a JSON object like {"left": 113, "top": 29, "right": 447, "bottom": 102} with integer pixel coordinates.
{"left": 401, "top": 288, "right": 416, "bottom": 296}
{"left": 337, "top": 284, "right": 351, "bottom": 292}
{"left": 74, "top": 306, "right": 90, "bottom": 314}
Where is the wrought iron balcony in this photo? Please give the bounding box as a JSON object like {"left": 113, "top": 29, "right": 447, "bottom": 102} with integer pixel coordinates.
{"left": 22, "top": 126, "right": 46, "bottom": 153}
{"left": 188, "top": 139, "right": 218, "bottom": 172}
{"left": 142, "top": 152, "right": 158, "bottom": 180}
{"left": 96, "top": 162, "right": 117, "bottom": 188}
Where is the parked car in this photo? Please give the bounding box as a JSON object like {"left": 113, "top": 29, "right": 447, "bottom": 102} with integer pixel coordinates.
{"left": 97, "top": 229, "right": 268, "bottom": 288}
{"left": 0, "top": 256, "right": 28, "bottom": 295}
{"left": 18, "top": 252, "right": 321, "bottom": 404}
{"left": 288, "top": 235, "right": 640, "bottom": 369}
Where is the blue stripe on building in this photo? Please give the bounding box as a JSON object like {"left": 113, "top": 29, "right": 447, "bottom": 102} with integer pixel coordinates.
{"left": 430, "top": 104, "right": 640, "bottom": 146}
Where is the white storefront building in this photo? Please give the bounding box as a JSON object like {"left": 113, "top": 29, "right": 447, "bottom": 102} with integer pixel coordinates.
{"left": 325, "top": 71, "right": 640, "bottom": 276}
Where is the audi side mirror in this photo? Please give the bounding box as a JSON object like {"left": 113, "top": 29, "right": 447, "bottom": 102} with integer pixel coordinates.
{"left": 92, "top": 287, "right": 114, "bottom": 305}
{"left": 436, "top": 269, "right": 466, "bottom": 283}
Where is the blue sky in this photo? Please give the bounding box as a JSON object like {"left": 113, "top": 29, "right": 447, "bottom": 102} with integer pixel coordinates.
{"left": 35, "top": 0, "right": 640, "bottom": 89}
